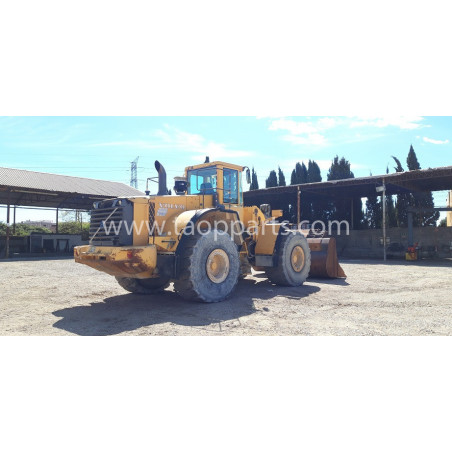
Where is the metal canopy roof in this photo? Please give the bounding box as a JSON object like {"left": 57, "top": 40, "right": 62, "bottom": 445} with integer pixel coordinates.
{"left": 0, "top": 167, "right": 144, "bottom": 210}
{"left": 244, "top": 165, "right": 452, "bottom": 208}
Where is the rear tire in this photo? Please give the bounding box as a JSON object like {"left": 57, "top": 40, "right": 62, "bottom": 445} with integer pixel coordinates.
{"left": 265, "top": 231, "right": 311, "bottom": 286}
{"left": 116, "top": 276, "right": 170, "bottom": 294}
{"left": 174, "top": 230, "right": 240, "bottom": 302}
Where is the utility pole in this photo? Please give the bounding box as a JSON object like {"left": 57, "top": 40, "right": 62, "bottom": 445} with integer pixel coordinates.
{"left": 130, "top": 156, "right": 139, "bottom": 189}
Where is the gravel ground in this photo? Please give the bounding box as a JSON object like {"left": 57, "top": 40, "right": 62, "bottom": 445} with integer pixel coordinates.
{"left": 0, "top": 257, "right": 451, "bottom": 336}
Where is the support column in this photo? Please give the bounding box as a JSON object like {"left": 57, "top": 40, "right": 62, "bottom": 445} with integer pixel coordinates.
{"left": 297, "top": 187, "right": 301, "bottom": 227}
{"left": 56, "top": 208, "right": 59, "bottom": 234}
{"left": 13, "top": 205, "right": 16, "bottom": 235}
{"left": 6, "top": 193, "right": 10, "bottom": 259}
{"left": 382, "top": 185, "right": 386, "bottom": 262}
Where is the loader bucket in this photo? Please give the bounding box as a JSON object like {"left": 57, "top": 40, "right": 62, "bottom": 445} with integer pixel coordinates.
{"left": 307, "top": 237, "right": 346, "bottom": 279}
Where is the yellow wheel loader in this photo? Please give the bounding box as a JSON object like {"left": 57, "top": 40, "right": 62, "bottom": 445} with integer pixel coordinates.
{"left": 74, "top": 160, "right": 345, "bottom": 302}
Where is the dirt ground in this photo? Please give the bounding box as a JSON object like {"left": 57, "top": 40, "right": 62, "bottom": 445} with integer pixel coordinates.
{"left": 0, "top": 257, "right": 451, "bottom": 336}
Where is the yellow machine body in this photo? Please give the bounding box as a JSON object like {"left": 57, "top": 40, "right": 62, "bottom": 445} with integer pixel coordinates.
{"left": 74, "top": 160, "right": 346, "bottom": 281}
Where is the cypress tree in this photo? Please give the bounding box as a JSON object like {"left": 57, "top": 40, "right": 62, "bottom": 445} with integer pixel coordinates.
{"left": 365, "top": 195, "right": 382, "bottom": 228}
{"left": 306, "top": 160, "right": 324, "bottom": 223}
{"left": 386, "top": 195, "right": 398, "bottom": 228}
{"left": 327, "top": 156, "right": 363, "bottom": 229}
{"left": 327, "top": 155, "right": 355, "bottom": 180}
{"left": 364, "top": 172, "right": 381, "bottom": 228}
{"left": 307, "top": 160, "right": 322, "bottom": 183}
{"left": 406, "top": 145, "right": 439, "bottom": 226}
{"left": 278, "top": 166, "right": 286, "bottom": 187}
{"left": 290, "top": 162, "right": 308, "bottom": 185}
{"left": 392, "top": 156, "right": 404, "bottom": 173}
{"left": 250, "top": 167, "right": 259, "bottom": 190}
{"left": 407, "top": 145, "right": 421, "bottom": 171}
{"left": 265, "top": 170, "right": 278, "bottom": 188}
{"left": 392, "top": 155, "right": 410, "bottom": 227}
{"left": 289, "top": 162, "right": 309, "bottom": 222}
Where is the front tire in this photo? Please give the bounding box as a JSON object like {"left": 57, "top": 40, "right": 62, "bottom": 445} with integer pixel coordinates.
{"left": 116, "top": 276, "right": 170, "bottom": 294}
{"left": 174, "top": 230, "right": 240, "bottom": 302}
{"left": 265, "top": 231, "right": 311, "bottom": 286}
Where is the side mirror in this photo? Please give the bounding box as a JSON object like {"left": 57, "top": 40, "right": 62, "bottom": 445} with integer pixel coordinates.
{"left": 246, "top": 168, "right": 251, "bottom": 185}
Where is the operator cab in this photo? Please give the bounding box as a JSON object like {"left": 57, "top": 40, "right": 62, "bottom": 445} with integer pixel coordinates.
{"left": 185, "top": 161, "right": 249, "bottom": 206}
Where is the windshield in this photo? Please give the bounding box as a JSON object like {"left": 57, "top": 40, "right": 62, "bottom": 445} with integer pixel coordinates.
{"left": 187, "top": 167, "right": 217, "bottom": 195}
{"left": 223, "top": 168, "right": 239, "bottom": 204}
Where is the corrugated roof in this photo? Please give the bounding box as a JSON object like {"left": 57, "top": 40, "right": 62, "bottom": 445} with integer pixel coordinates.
{"left": 244, "top": 165, "right": 452, "bottom": 208}
{"left": 0, "top": 167, "right": 142, "bottom": 197}
{"left": 0, "top": 167, "right": 144, "bottom": 209}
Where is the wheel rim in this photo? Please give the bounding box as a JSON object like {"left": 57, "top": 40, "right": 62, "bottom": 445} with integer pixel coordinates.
{"left": 290, "top": 245, "right": 305, "bottom": 273}
{"left": 206, "top": 249, "right": 230, "bottom": 283}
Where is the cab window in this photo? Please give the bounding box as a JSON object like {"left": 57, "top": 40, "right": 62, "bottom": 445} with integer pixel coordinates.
{"left": 223, "top": 168, "right": 239, "bottom": 204}
{"left": 187, "top": 168, "right": 217, "bottom": 195}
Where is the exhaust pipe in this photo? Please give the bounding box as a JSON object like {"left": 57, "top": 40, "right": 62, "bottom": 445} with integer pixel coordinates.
{"left": 155, "top": 160, "right": 168, "bottom": 196}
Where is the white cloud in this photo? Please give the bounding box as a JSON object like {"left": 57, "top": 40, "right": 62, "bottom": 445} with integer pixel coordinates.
{"left": 268, "top": 118, "right": 337, "bottom": 146}
{"left": 423, "top": 136, "right": 449, "bottom": 145}
{"left": 89, "top": 126, "right": 254, "bottom": 161}
{"left": 153, "top": 126, "right": 254, "bottom": 160}
{"left": 266, "top": 116, "right": 431, "bottom": 148}
{"left": 269, "top": 119, "right": 318, "bottom": 135}
{"left": 350, "top": 116, "right": 425, "bottom": 130}
{"left": 283, "top": 133, "right": 327, "bottom": 146}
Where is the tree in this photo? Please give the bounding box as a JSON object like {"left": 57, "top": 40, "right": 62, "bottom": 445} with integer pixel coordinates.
{"left": 439, "top": 218, "right": 447, "bottom": 227}
{"left": 406, "top": 145, "right": 439, "bottom": 226}
{"left": 393, "top": 146, "right": 439, "bottom": 227}
{"left": 278, "top": 166, "right": 286, "bottom": 187}
{"left": 365, "top": 194, "right": 382, "bottom": 228}
{"left": 307, "top": 160, "right": 322, "bottom": 183}
{"left": 364, "top": 171, "right": 381, "bottom": 228}
{"left": 407, "top": 145, "right": 421, "bottom": 171}
{"left": 265, "top": 170, "right": 278, "bottom": 188}
{"left": 386, "top": 195, "right": 398, "bottom": 228}
{"left": 250, "top": 167, "right": 259, "bottom": 190}
{"left": 392, "top": 155, "right": 410, "bottom": 227}
{"left": 305, "top": 160, "right": 324, "bottom": 223}
{"left": 327, "top": 156, "right": 364, "bottom": 229}
{"left": 58, "top": 221, "right": 90, "bottom": 240}
{"left": 392, "top": 156, "right": 404, "bottom": 173}
{"left": 290, "top": 162, "right": 309, "bottom": 222}
{"left": 327, "top": 155, "right": 355, "bottom": 180}
{"left": 290, "top": 162, "right": 308, "bottom": 185}
{"left": 0, "top": 222, "right": 52, "bottom": 236}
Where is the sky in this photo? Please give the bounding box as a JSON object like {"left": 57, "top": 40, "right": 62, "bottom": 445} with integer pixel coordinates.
{"left": 0, "top": 116, "right": 451, "bottom": 222}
